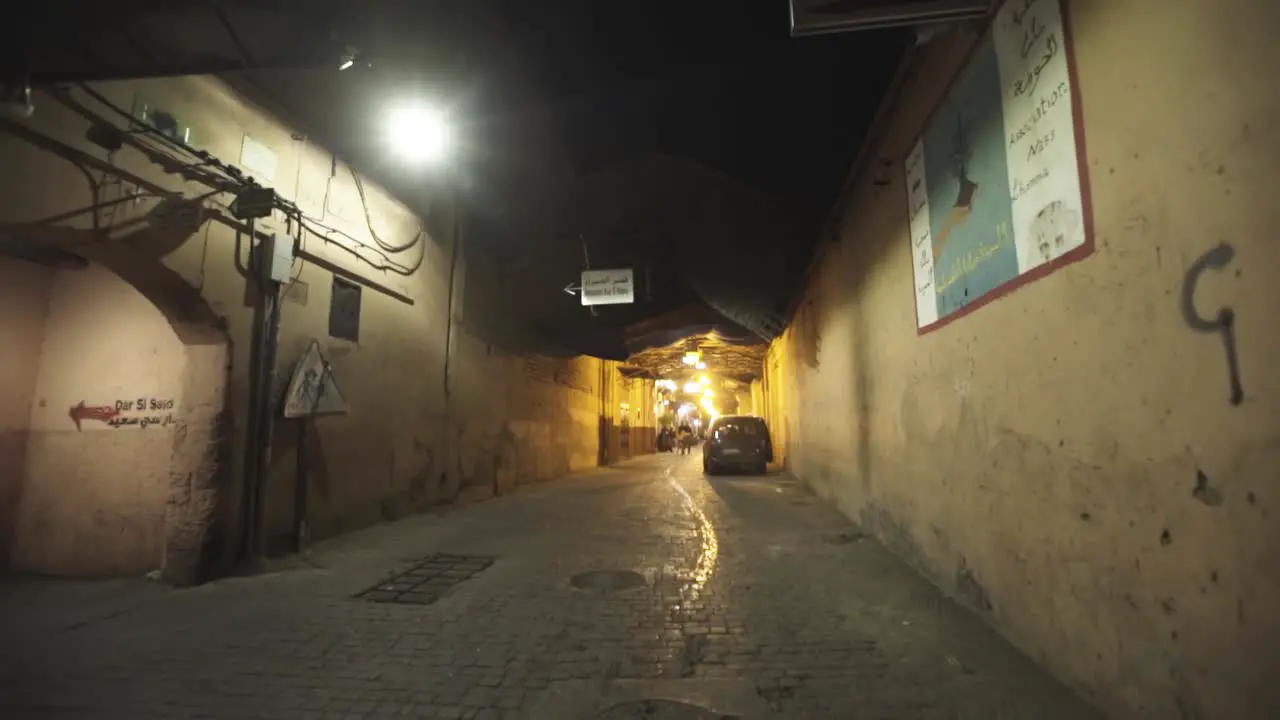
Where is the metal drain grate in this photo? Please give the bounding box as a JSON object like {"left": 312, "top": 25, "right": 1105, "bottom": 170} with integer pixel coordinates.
{"left": 356, "top": 553, "right": 497, "bottom": 605}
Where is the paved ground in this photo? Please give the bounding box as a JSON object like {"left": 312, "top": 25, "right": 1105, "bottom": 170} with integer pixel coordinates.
{"left": 0, "top": 454, "right": 1098, "bottom": 719}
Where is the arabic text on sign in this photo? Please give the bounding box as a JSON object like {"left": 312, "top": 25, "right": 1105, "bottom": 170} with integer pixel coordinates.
{"left": 937, "top": 221, "right": 1013, "bottom": 294}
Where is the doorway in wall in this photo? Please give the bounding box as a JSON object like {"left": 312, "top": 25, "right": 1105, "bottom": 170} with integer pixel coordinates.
{"left": 0, "top": 256, "right": 228, "bottom": 582}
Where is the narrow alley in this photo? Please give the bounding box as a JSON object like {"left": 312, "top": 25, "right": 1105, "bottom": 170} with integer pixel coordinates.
{"left": 0, "top": 454, "right": 1092, "bottom": 719}
{"left": 3, "top": 0, "right": 1279, "bottom": 717}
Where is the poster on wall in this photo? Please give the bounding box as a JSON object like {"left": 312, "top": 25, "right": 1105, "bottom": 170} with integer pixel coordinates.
{"left": 906, "top": 0, "right": 1092, "bottom": 332}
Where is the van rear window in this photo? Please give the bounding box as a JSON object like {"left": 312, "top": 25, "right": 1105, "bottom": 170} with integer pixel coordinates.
{"left": 714, "top": 420, "right": 762, "bottom": 437}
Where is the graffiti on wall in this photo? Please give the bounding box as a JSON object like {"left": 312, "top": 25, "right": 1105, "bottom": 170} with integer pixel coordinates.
{"left": 69, "top": 398, "right": 176, "bottom": 431}
{"left": 906, "top": 0, "right": 1092, "bottom": 332}
{"left": 1180, "top": 243, "right": 1244, "bottom": 406}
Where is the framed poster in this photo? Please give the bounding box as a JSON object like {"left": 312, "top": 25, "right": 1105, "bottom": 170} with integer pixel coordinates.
{"left": 906, "top": 0, "right": 1093, "bottom": 333}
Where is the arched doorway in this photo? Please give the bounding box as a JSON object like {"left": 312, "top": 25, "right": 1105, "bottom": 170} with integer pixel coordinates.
{"left": 0, "top": 237, "right": 229, "bottom": 585}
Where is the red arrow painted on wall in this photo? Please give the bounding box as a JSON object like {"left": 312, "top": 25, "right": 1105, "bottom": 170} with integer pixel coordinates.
{"left": 68, "top": 401, "right": 120, "bottom": 431}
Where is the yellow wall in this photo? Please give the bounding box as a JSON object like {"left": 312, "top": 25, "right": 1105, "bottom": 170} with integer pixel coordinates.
{"left": 595, "top": 362, "right": 658, "bottom": 466}
{"left": 759, "top": 339, "right": 793, "bottom": 472}
{"left": 11, "top": 263, "right": 183, "bottom": 575}
{"left": 763, "top": 1, "right": 1280, "bottom": 717}
{"left": 0, "top": 76, "right": 653, "bottom": 578}
{"left": 0, "top": 259, "right": 54, "bottom": 564}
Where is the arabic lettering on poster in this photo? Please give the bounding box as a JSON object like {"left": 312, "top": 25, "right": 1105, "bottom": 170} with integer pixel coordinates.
{"left": 1008, "top": 0, "right": 1060, "bottom": 100}
{"left": 905, "top": 143, "right": 934, "bottom": 295}
{"left": 906, "top": 147, "right": 928, "bottom": 222}
{"left": 1002, "top": 0, "right": 1082, "bottom": 266}
{"left": 1005, "top": 0, "right": 1070, "bottom": 202}
{"left": 936, "top": 220, "right": 1014, "bottom": 295}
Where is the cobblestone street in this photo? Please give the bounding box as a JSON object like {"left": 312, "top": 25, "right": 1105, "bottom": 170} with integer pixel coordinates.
{"left": 0, "top": 455, "right": 1097, "bottom": 719}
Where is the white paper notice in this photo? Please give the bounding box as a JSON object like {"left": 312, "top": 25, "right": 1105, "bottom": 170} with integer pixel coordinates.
{"left": 905, "top": 140, "right": 938, "bottom": 328}
{"left": 992, "top": 0, "right": 1086, "bottom": 273}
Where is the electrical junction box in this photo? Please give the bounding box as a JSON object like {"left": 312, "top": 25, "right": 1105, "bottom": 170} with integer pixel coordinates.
{"left": 264, "top": 233, "right": 295, "bottom": 283}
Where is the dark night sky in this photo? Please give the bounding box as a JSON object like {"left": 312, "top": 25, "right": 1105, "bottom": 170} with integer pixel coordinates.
{"left": 467, "top": 0, "right": 907, "bottom": 212}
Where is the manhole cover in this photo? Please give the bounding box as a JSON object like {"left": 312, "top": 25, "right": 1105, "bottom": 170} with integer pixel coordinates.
{"left": 597, "top": 699, "right": 739, "bottom": 719}
{"left": 569, "top": 570, "right": 648, "bottom": 592}
{"left": 356, "top": 553, "right": 496, "bottom": 605}
{"left": 822, "top": 531, "right": 866, "bottom": 544}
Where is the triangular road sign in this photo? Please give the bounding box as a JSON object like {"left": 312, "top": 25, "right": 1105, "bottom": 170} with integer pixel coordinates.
{"left": 282, "top": 340, "right": 348, "bottom": 418}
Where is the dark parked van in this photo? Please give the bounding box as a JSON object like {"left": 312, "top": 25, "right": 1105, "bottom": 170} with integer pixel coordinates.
{"left": 702, "top": 415, "right": 773, "bottom": 475}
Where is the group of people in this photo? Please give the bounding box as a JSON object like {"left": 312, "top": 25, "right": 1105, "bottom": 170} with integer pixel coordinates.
{"left": 657, "top": 423, "right": 698, "bottom": 454}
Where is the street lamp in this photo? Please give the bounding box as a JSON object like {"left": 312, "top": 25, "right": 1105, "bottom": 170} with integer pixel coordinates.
{"left": 387, "top": 103, "right": 452, "bottom": 166}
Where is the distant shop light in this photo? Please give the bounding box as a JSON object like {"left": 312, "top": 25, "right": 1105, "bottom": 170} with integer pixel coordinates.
{"left": 683, "top": 382, "right": 702, "bottom": 394}
{"left": 682, "top": 352, "right": 700, "bottom": 366}
{"left": 696, "top": 362, "right": 707, "bottom": 369}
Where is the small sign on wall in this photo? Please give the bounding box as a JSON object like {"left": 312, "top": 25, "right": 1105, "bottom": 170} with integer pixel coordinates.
{"left": 68, "top": 397, "right": 177, "bottom": 431}
{"left": 239, "top": 134, "right": 278, "bottom": 185}
{"left": 282, "top": 340, "right": 348, "bottom": 418}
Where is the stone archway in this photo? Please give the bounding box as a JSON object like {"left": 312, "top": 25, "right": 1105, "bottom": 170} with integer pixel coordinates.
{"left": 1, "top": 229, "right": 230, "bottom": 585}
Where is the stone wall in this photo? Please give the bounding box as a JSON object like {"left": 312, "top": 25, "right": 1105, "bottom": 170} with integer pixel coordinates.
{"left": 0, "top": 259, "right": 54, "bottom": 565}
{"left": 9, "top": 264, "right": 185, "bottom": 576}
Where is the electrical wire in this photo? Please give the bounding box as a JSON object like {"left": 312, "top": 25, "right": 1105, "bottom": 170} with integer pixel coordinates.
{"left": 203, "top": 191, "right": 421, "bottom": 276}
{"left": 74, "top": 82, "right": 248, "bottom": 190}
{"left": 72, "top": 81, "right": 426, "bottom": 277}
{"left": 70, "top": 161, "right": 102, "bottom": 231}
{"left": 348, "top": 165, "right": 424, "bottom": 254}
{"left": 298, "top": 213, "right": 425, "bottom": 276}
{"left": 284, "top": 209, "right": 308, "bottom": 287}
